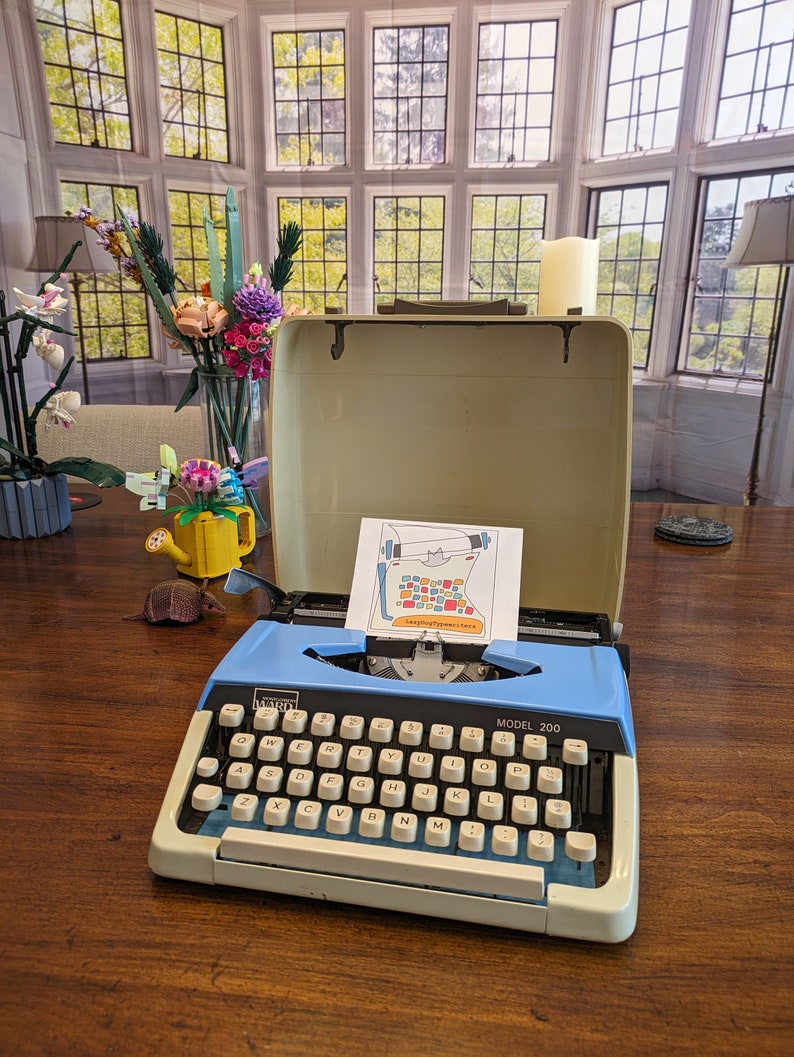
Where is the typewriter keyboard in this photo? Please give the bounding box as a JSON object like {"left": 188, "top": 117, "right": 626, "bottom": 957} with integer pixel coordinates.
{"left": 180, "top": 702, "right": 614, "bottom": 901}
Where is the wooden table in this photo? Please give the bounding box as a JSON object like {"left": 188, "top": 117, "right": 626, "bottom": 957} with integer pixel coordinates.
{"left": 2, "top": 489, "right": 792, "bottom": 1057}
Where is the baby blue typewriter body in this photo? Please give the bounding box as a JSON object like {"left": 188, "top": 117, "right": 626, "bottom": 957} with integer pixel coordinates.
{"left": 150, "top": 621, "right": 638, "bottom": 943}
{"left": 149, "top": 313, "right": 639, "bottom": 942}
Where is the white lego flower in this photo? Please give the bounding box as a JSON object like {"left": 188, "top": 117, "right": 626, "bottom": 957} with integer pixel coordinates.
{"left": 13, "top": 283, "right": 69, "bottom": 322}
{"left": 43, "top": 390, "right": 81, "bottom": 430}
{"left": 32, "top": 330, "right": 65, "bottom": 371}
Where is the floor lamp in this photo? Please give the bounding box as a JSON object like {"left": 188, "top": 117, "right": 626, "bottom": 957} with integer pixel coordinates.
{"left": 27, "top": 216, "right": 115, "bottom": 404}
{"left": 723, "top": 194, "right": 794, "bottom": 506}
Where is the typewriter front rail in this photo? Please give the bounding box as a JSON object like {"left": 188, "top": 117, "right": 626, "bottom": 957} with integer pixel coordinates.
{"left": 149, "top": 625, "right": 639, "bottom": 944}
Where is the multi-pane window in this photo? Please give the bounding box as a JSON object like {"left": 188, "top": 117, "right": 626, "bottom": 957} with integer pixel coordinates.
{"left": 60, "top": 181, "right": 150, "bottom": 360}
{"left": 681, "top": 170, "right": 794, "bottom": 376}
{"left": 602, "top": 0, "right": 691, "bottom": 156}
{"left": 372, "top": 195, "right": 445, "bottom": 307}
{"left": 167, "top": 190, "right": 227, "bottom": 305}
{"left": 474, "top": 20, "right": 558, "bottom": 163}
{"left": 714, "top": 0, "right": 794, "bottom": 138}
{"left": 271, "top": 30, "right": 346, "bottom": 166}
{"left": 590, "top": 184, "right": 668, "bottom": 367}
{"left": 468, "top": 194, "right": 546, "bottom": 308}
{"left": 276, "top": 197, "right": 348, "bottom": 313}
{"left": 372, "top": 25, "right": 449, "bottom": 165}
{"left": 155, "top": 12, "right": 228, "bottom": 162}
{"left": 35, "top": 0, "right": 132, "bottom": 149}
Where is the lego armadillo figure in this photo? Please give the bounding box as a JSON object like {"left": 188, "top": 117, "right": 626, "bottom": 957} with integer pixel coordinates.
{"left": 125, "top": 579, "right": 226, "bottom": 624}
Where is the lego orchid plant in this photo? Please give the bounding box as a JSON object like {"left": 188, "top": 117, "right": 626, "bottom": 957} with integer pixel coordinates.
{"left": 0, "top": 244, "right": 124, "bottom": 486}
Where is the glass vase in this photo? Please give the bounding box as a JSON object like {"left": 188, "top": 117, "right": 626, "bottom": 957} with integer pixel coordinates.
{"left": 197, "top": 369, "right": 270, "bottom": 537}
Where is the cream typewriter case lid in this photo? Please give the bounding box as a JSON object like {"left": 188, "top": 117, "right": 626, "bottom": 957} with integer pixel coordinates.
{"left": 269, "top": 314, "right": 633, "bottom": 625}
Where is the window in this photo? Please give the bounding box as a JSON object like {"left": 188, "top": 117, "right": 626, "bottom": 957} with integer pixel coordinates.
{"left": 35, "top": 0, "right": 132, "bottom": 149}
{"left": 372, "top": 195, "right": 445, "bottom": 307}
{"left": 372, "top": 24, "right": 449, "bottom": 165}
{"left": 714, "top": 0, "right": 794, "bottom": 138}
{"left": 276, "top": 196, "right": 348, "bottom": 313}
{"left": 474, "top": 19, "right": 558, "bottom": 163}
{"left": 155, "top": 11, "right": 228, "bottom": 162}
{"left": 60, "top": 181, "right": 151, "bottom": 360}
{"left": 590, "top": 184, "right": 668, "bottom": 367}
{"left": 468, "top": 193, "right": 546, "bottom": 307}
{"left": 167, "top": 189, "right": 227, "bottom": 305}
{"left": 680, "top": 169, "right": 794, "bottom": 376}
{"left": 602, "top": 0, "right": 691, "bottom": 156}
{"left": 271, "top": 29, "right": 346, "bottom": 166}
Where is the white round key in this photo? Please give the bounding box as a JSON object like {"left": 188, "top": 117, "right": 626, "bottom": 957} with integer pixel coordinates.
{"left": 491, "top": 731, "right": 516, "bottom": 757}
{"left": 565, "top": 831, "right": 597, "bottom": 862}
{"left": 471, "top": 758, "right": 498, "bottom": 786}
{"left": 460, "top": 726, "right": 485, "bottom": 752}
{"left": 424, "top": 816, "right": 451, "bottom": 847}
{"left": 229, "top": 733, "right": 255, "bottom": 758}
{"left": 196, "top": 757, "right": 219, "bottom": 778}
{"left": 439, "top": 755, "right": 465, "bottom": 783}
{"left": 231, "top": 793, "right": 258, "bottom": 822}
{"left": 218, "top": 703, "right": 245, "bottom": 727}
{"left": 348, "top": 776, "right": 375, "bottom": 804}
{"left": 282, "top": 709, "right": 308, "bottom": 733}
{"left": 257, "top": 736, "right": 284, "bottom": 762}
{"left": 191, "top": 783, "right": 222, "bottom": 811}
{"left": 310, "top": 712, "right": 336, "bottom": 737}
{"left": 369, "top": 718, "right": 394, "bottom": 742}
{"left": 326, "top": 805, "right": 353, "bottom": 834}
{"left": 443, "top": 787, "right": 471, "bottom": 816}
{"left": 458, "top": 821, "right": 485, "bottom": 852}
{"left": 346, "top": 745, "right": 373, "bottom": 772}
{"left": 264, "top": 797, "right": 290, "bottom": 826}
{"left": 492, "top": 825, "right": 519, "bottom": 857}
{"left": 286, "top": 768, "right": 314, "bottom": 797}
{"left": 476, "top": 791, "right": 504, "bottom": 820}
{"left": 504, "top": 762, "right": 531, "bottom": 790}
{"left": 377, "top": 748, "right": 404, "bottom": 775}
{"left": 379, "top": 780, "right": 407, "bottom": 808}
{"left": 429, "top": 724, "right": 454, "bottom": 750}
{"left": 339, "top": 715, "right": 365, "bottom": 739}
{"left": 411, "top": 783, "right": 438, "bottom": 813}
{"left": 390, "top": 812, "right": 418, "bottom": 843}
{"left": 528, "top": 829, "right": 555, "bottom": 861}
{"left": 287, "top": 739, "right": 314, "bottom": 766}
{"left": 537, "top": 765, "right": 563, "bottom": 794}
{"left": 398, "top": 720, "right": 423, "bottom": 746}
{"left": 359, "top": 808, "right": 386, "bottom": 838}
{"left": 256, "top": 766, "right": 283, "bottom": 793}
{"left": 408, "top": 752, "right": 433, "bottom": 779}
{"left": 562, "top": 738, "right": 589, "bottom": 766}
{"left": 226, "top": 761, "right": 254, "bottom": 789}
{"left": 253, "top": 707, "right": 279, "bottom": 731}
{"left": 511, "top": 795, "right": 538, "bottom": 826}
{"left": 317, "top": 773, "right": 344, "bottom": 801}
{"left": 295, "top": 800, "right": 322, "bottom": 830}
{"left": 522, "top": 734, "right": 547, "bottom": 760}
{"left": 316, "top": 742, "right": 343, "bottom": 768}
{"left": 545, "top": 798, "right": 572, "bottom": 829}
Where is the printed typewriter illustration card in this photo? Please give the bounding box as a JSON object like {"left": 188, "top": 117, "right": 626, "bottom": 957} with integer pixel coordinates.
{"left": 347, "top": 518, "right": 523, "bottom": 643}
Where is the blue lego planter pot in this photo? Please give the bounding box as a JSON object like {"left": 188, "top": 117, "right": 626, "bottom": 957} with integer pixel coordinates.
{"left": 0, "top": 473, "right": 72, "bottom": 539}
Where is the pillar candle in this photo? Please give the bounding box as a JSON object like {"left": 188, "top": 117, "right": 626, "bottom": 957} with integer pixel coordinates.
{"left": 538, "top": 237, "right": 600, "bottom": 315}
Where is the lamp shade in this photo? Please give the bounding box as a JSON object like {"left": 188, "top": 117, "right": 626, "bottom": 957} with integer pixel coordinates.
{"left": 723, "top": 194, "right": 794, "bottom": 268}
{"left": 27, "top": 215, "right": 115, "bottom": 274}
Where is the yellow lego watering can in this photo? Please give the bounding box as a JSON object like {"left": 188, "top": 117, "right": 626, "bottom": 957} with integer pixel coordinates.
{"left": 145, "top": 505, "right": 255, "bottom": 580}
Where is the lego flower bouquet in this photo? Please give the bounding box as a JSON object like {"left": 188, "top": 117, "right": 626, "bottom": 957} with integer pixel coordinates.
{"left": 0, "top": 244, "right": 124, "bottom": 538}
{"left": 79, "top": 187, "right": 306, "bottom": 536}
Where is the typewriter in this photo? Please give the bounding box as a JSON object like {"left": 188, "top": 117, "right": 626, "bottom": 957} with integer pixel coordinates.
{"left": 148, "top": 313, "right": 639, "bottom": 943}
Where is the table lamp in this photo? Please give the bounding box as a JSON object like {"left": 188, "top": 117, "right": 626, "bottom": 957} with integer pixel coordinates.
{"left": 722, "top": 193, "right": 794, "bottom": 505}
{"left": 27, "top": 216, "right": 115, "bottom": 404}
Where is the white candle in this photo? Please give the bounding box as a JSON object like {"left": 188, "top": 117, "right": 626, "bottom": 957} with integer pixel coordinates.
{"left": 538, "top": 237, "right": 600, "bottom": 315}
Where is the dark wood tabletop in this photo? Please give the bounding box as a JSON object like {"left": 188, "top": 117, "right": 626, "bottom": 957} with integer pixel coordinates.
{"left": 2, "top": 488, "right": 792, "bottom": 1057}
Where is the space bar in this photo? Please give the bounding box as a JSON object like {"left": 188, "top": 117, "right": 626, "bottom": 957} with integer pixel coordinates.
{"left": 219, "top": 828, "right": 546, "bottom": 901}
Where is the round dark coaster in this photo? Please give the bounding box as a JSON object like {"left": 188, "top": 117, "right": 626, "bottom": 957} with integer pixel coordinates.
{"left": 654, "top": 514, "right": 733, "bottom": 546}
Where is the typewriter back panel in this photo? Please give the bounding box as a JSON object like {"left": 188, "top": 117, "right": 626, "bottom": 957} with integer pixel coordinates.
{"left": 268, "top": 315, "right": 632, "bottom": 624}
